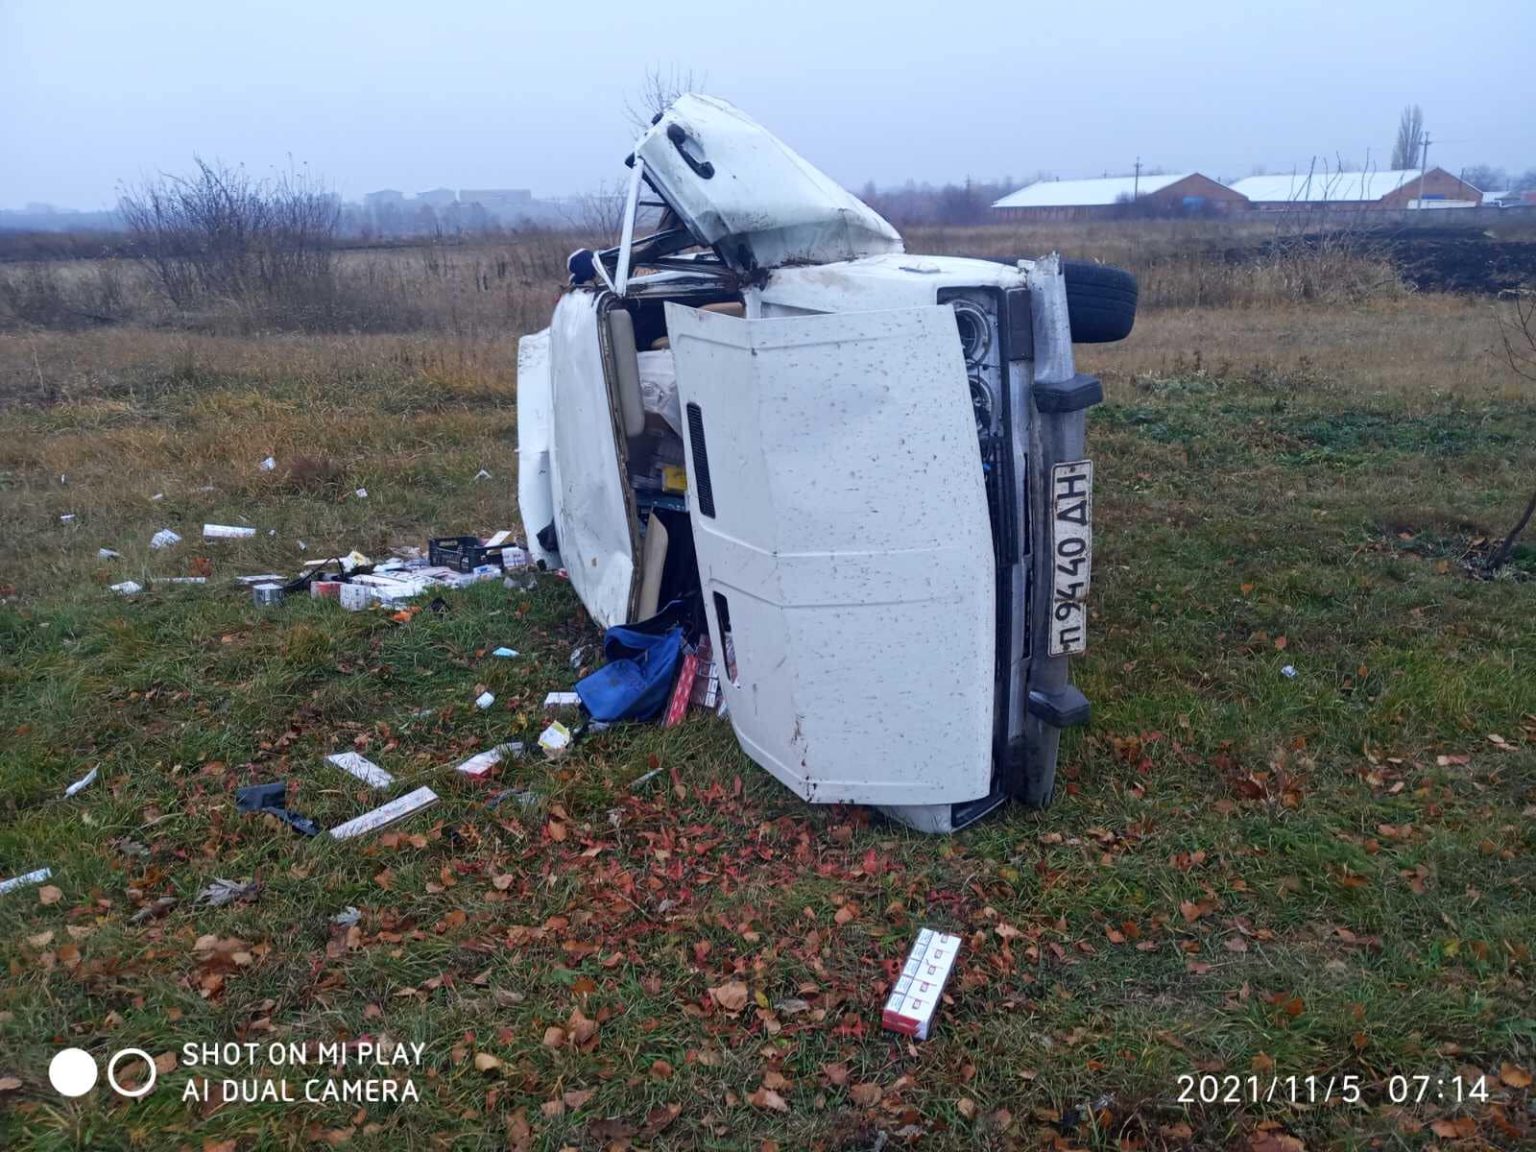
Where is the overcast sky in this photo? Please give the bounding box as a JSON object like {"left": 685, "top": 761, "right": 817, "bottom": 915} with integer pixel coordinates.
{"left": 3, "top": 0, "right": 1533, "bottom": 209}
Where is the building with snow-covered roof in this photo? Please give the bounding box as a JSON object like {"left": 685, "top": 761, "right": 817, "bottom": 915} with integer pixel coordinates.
{"left": 991, "top": 173, "right": 1247, "bottom": 220}
{"left": 1229, "top": 168, "right": 1481, "bottom": 211}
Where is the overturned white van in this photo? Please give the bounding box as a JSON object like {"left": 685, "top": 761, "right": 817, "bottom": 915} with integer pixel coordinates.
{"left": 518, "top": 95, "right": 1136, "bottom": 832}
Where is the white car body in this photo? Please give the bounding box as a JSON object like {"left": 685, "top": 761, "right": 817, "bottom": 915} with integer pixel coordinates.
{"left": 518, "top": 96, "right": 1105, "bottom": 832}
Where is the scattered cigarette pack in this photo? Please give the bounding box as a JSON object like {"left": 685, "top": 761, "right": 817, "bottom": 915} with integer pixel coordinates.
{"left": 544, "top": 692, "right": 581, "bottom": 708}
{"left": 882, "top": 928, "right": 961, "bottom": 1040}
{"left": 453, "top": 743, "right": 523, "bottom": 779}
{"left": 662, "top": 648, "right": 701, "bottom": 728}
{"left": 328, "top": 786, "right": 439, "bottom": 841}
{"left": 325, "top": 752, "right": 394, "bottom": 790}
{"left": 0, "top": 868, "right": 52, "bottom": 896}
{"left": 538, "top": 721, "right": 572, "bottom": 756}
{"left": 339, "top": 583, "right": 375, "bottom": 611}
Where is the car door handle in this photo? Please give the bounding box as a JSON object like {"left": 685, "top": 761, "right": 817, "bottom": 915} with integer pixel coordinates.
{"left": 666, "top": 123, "right": 715, "bottom": 179}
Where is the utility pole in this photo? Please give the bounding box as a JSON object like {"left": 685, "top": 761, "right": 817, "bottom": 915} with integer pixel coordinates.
{"left": 1416, "top": 132, "right": 1432, "bottom": 210}
{"left": 1133, "top": 157, "right": 1142, "bottom": 200}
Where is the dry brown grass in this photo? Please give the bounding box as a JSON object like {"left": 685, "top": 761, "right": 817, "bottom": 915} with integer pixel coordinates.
{"left": 1081, "top": 294, "right": 1525, "bottom": 404}
{"left": 909, "top": 218, "right": 1406, "bottom": 308}
{"left": 1, "top": 218, "right": 1414, "bottom": 339}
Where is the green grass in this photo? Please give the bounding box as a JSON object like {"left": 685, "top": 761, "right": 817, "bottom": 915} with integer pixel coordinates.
{"left": 0, "top": 316, "right": 1533, "bottom": 1150}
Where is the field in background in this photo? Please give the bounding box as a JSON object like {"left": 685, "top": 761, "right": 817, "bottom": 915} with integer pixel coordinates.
{"left": 7, "top": 213, "right": 1533, "bottom": 340}
{"left": 1, "top": 221, "right": 1534, "bottom": 1149}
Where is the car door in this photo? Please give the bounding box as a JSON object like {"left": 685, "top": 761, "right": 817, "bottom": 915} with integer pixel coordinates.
{"left": 516, "top": 328, "right": 560, "bottom": 571}
{"left": 665, "top": 302, "right": 995, "bottom": 807}
{"left": 547, "top": 292, "right": 638, "bottom": 629}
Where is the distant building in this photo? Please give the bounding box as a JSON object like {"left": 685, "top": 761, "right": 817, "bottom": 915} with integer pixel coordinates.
{"left": 1229, "top": 168, "right": 1482, "bottom": 210}
{"left": 363, "top": 189, "right": 405, "bottom": 209}
{"left": 459, "top": 189, "right": 534, "bottom": 220}
{"left": 416, "top": 187, "right": 457, "bottom": 208}
{"left": 992, "top": 173, "right": 1247, "bottom": 220}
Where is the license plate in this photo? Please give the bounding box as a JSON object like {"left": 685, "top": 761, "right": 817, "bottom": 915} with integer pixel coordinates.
{"left": 1048, "top": 460, "right": 1093, "bottom": 656}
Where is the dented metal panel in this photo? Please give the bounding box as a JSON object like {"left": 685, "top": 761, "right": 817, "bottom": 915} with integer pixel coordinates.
{"left": 665, "top": 302, "right": 994, "bottom": 807}
{"left": 636, "top": 95, "right": 903, "bottom": 271}
{"left": 547, "top": 294, "right": 636, "bottom": 629}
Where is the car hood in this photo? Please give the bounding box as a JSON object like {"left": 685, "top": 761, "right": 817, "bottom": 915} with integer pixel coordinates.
{"left": 634, "top": 94, "right": 903, "bottom": 272}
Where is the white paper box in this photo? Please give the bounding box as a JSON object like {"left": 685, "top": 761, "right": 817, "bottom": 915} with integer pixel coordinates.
{"left": 325, "top": 752, "right": 394, "bottom": 790}
{"left": 328, "top": 786, "right": 439, "bottom": 840}
{"left": 204, "top": 524, "right": 257, "bottom": 539}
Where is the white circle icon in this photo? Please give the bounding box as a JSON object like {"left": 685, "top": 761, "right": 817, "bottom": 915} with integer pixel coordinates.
{"left": 107, "top": 1048, "right": 157, "bottom": 1098}
{"left": 49, "top": 1048, "right": 98, "bottom": 1097}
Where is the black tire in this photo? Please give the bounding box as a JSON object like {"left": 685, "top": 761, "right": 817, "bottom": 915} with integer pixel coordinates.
{"left": 1062, "top": 260, "right": 1138, "bottom": 343}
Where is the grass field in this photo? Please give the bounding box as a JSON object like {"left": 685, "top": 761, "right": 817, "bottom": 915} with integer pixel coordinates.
{"left": 1, "top": 269, "right": 1534, "bottom": 1149}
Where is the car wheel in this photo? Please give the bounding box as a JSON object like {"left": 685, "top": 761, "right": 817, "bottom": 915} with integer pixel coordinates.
{"left": 1062, "top": 261, "right": 1138, "bottom": 343}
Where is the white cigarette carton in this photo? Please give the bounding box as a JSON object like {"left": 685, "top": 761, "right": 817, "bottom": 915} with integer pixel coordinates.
{"left": 204, "top": 524, "right": 257, "bottom": 539}
{"left": 882, "top": 928, "right": 961, "bottom": 1040}
{"left": 325, "top": 752, "right": 394, "bottom": 790}
{"left": 338, "top": 584, "right": 375, "bottom": 611}
{"left": 328, "top": 786, "right": 439, "bottom": 840}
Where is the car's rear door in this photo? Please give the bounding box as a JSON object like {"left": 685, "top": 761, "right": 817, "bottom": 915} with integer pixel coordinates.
{"left": 665, "top": 303, "right": 995, "bottom": 807}
{"left": 548, "top": 292, "right": 638, "bottom": 629}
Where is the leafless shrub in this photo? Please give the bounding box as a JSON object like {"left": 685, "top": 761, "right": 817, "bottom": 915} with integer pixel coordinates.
{"left": 119, "top": 159, "right": 339, "bottom": 316}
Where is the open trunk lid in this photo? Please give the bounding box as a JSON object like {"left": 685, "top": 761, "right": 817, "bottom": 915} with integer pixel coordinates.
{"left": 635, "top": 95, "right": 903, "bottom": 273}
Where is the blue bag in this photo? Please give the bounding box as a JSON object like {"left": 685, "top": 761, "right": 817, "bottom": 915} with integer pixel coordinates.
{"left": 575, "top": 620, "right": 685, "bottom": 723}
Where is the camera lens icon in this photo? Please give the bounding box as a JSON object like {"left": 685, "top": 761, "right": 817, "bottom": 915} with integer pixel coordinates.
{"left": 48, "top": 1048, "right": 98, "bottom": 1097}
{"left": 48, "top": 1047, "right": 158, "bottom": 1098}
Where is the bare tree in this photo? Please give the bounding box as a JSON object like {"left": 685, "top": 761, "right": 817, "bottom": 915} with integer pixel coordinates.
{"left": 1392, "top": 105, "right": 1425, "bottom": 170}
{"left": 625, "top": 66, "right": 703, "bottom": 132}
{"left": 1461, "top": 164, "right": 1508, "bottom": 193}
{"left": 560, "top": 179, "right": 628, "bottom": 247}
{"left": 1488, "top": 289, "right": 1536, "bottom": 574}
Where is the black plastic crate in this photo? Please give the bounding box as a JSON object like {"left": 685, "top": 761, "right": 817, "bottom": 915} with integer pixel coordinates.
{"left": 428, "top": 536, "right": 512, "bottom": 573}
